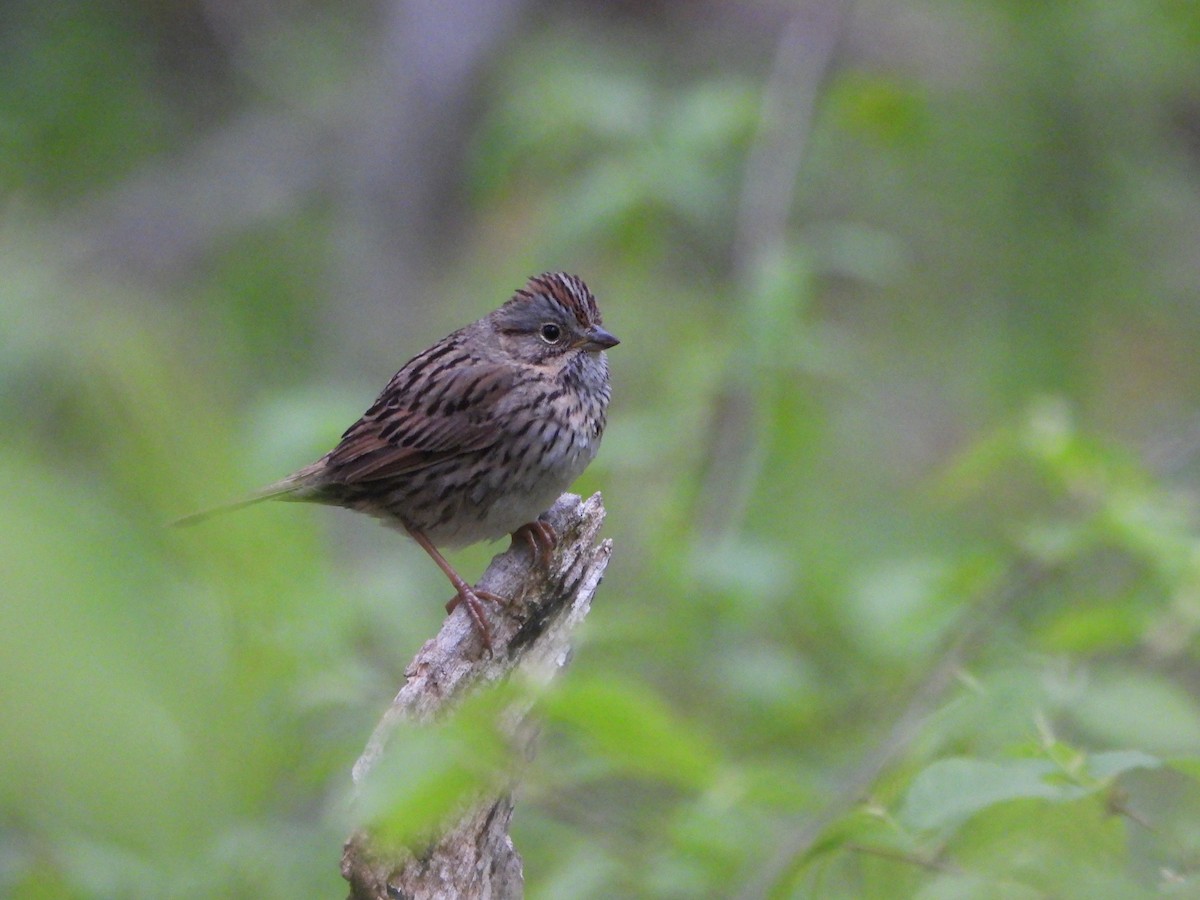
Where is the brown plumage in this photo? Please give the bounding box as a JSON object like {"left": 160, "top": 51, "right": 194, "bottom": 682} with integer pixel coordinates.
{"left": 178, "top": 272, "right": 618, "bottom": 647}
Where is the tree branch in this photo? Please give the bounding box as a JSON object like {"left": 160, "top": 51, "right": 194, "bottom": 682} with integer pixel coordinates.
{"left": 341, "top": 492, "right": 611, "bottom": 900}
{"left": 694, "top": 0, "right": 855, "bottom": 546}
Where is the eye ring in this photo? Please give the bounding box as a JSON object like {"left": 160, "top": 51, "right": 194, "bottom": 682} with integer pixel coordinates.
{"left": 539, "top": 322, "right": 563, "bottom": 344}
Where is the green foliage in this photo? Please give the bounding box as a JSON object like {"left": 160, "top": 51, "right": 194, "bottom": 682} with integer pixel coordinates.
{"left": 539, "top": 675, "right": 722, "bottom": 790}
{"left": 355, "top": 688, "right": 518, "bottom": 849}
{"left": 897, "top": 751, "right": 1160, "bottom": 832}
{"left": 7, "top": 0, "right": 1200, "bottom": 897}
{"left": 472, "top": 39, "right": 758, "bottom": 258}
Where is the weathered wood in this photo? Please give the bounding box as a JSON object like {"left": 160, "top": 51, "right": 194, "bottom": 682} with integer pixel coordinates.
{"left": 342, "top": 492, "right": 611, "bottom": 900}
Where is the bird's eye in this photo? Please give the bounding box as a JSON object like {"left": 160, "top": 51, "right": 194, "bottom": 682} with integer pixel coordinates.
{"left": 539, "top": 323, "right": 563, "bottom": 344}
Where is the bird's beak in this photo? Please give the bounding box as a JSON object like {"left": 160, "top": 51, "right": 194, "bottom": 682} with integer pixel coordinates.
{"left": 576, "top": 326, "right": 620, "bottom": 351}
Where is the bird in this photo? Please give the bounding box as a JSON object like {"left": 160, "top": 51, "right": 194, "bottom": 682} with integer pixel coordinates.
{"left": 177, "top": 272, "right": 617, "bottom": 648}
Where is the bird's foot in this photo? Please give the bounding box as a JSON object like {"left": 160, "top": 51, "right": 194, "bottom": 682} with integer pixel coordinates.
{"left": 444, "top": 585, "right": 509, "bottom": 650}
{"left": 511, "top": 518, "right": 558, "bottom": 567}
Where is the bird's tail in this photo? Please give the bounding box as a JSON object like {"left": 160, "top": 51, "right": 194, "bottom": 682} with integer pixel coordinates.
{"left": 171, "top": 461, "right": 327, "bottom": 527}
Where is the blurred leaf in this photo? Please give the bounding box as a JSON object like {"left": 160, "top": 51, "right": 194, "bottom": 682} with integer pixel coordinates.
{"left": 1166, "top": 756, "right": 1200, "bottom": 782}
{"left": 666, "top": 80, "right": 758, "bottom": 158}
{"left": 690, "top": 538, "right": 800, "bottom": 605}
{"left": 914, "top": 873, "right": 1044, "bottom": 900}
{"left": 900, "top": 747, "right": 1163, "bottom": 839}
{"left": 356, "top": 688, "right": 516, "bottom": 847}
{"left": 828, "top": 71, "right": 931, "bottom": 147}
{"left": 951, "top": 798, "right": 1136, "bottom": 897}
{"left": 1034, "top": 601, "right": 1146, "bottom": 654}
{"left": 1069, "top": 670, "right": 1200, "bottom": 754}
{"left": 541, "top": 676, "right": 721, "bottom": 790}
{"left": 1086, "top": 749, "right": 1162, "bottom": 781}
{"left": 845, "top": 557, "right": 954, "bottom": 662}
{"left": 800, "top": 221, "right": 912, "bottom": 286}
{"left": 715, "top": 645, "right": 819, "bottom": 733}
{"left": 898, "top": 757, "right": 1085, "bottom": 832}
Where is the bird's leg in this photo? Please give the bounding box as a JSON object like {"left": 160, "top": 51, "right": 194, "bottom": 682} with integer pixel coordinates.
{"left": 510, "top": 517, "right": 558, "bottom": 567}
{"left": 411, "top": 519, "right": 556, "bottom": 643}
{"left": 406, "top": 528, "right": 500, "bottom": 649}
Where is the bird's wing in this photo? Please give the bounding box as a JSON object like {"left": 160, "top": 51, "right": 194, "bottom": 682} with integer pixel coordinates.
{"left": 323, "top": 360, "right": 516, "bottom": 484}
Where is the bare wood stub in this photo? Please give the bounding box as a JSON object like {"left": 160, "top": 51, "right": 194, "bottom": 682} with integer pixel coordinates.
{"left": 342, "top": 492, "right": 611, "bottom": 900}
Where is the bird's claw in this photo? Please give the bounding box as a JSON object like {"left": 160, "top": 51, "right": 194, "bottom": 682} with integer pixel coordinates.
{"left": 511, "top": 518, "right": 558, "bottom": 567}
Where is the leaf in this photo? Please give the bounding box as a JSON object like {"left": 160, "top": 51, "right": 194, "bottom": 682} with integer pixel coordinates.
{"left": 1086, "top": 750, "right": 1162, "bottom": 781}
{"left": 355, "top": 710, "right": 511, "bottom": 848}
{"left": 915, "top": 872, "right": 1044, "bottom": 900}
{"left": 1070, "top": 670, "right": 1200, "bottom": 754}
{"left": 1164, "top": 756, "right": 1200, "bottom": 782}
{"left": 898, "top": 758, "right": 1085, "bottom": 832}
{"left": 1034, "top": 602, "right": 1146, "bottom": 654}
{"left": 540, "top": 676, "right": 721, "bottom": 789}
{"left": 952, "top": 798, "right": 1135, "bottom": 896}
{"left": 899, "top": 748, "right": 1163, "bottom": 838}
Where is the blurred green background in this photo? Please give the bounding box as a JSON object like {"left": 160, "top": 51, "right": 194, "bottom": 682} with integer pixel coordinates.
{"left": 5, "top": 1, "right": 1200, "bottom": 897}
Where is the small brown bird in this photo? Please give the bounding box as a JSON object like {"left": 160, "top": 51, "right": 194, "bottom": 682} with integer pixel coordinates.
{"left": 179, "top": 272, "right": 617, "bottom": 647}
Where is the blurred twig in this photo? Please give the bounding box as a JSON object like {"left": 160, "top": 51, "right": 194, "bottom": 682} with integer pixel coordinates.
{"left": 731, "top": 1, "right": 853, "bottom": 275}
{"left": 342, "top": 493, "right": 611, "bottom": 900}
{"left": 844, "top": 841, "right": 961, "bottom": 875}
{"left": 694, "top": 0, "right": 854, "bottom": 546}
